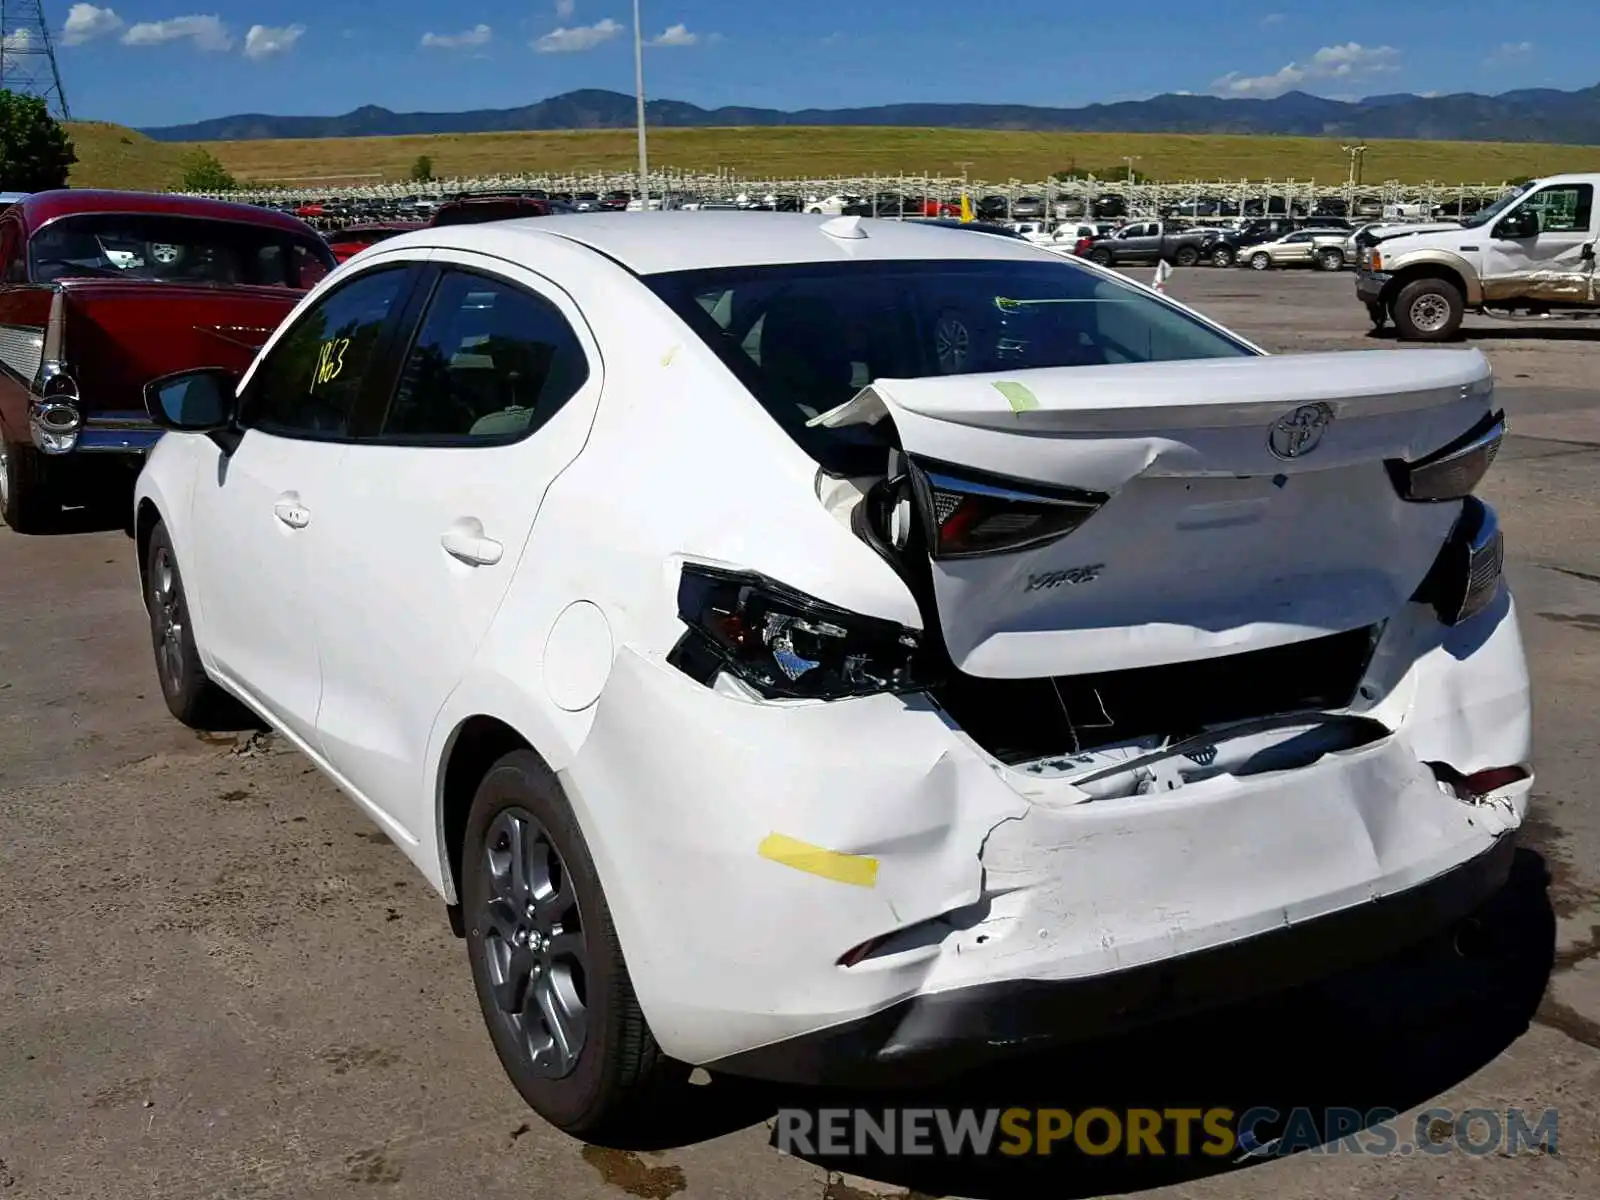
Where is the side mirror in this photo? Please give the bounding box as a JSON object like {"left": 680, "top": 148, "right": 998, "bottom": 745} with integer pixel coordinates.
{"left": 144, "top": 366, "right": 239, "bottom": 432}
{"left": 1495, "top": 209, "right": 1539, "bottom": 240}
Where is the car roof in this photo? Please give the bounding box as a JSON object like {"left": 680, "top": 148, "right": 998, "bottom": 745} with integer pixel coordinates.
{"left": 408, "top": 211, "right": 1055, "bottom": 275}
{"left": 17, "top": 189, "right": 318, "bottom": 238}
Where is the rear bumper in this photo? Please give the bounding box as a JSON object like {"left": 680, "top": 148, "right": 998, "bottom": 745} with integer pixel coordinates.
{"left": 708, "top": 832, "right": 1516, "bottom": 1085}
{"left": 563, "top": 589, "right": 1532, "bottom": 1079}
{"left": 32, "top": 406, "right": 161, "bottom": 456}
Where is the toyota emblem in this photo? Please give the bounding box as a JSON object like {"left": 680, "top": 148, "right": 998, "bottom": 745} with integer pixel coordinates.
{"left": 1268, "top": 403, "right": 1334, "bottom": 460}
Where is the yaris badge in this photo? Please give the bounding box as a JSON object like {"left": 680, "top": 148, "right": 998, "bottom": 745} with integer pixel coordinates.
{"left": 1268, "top": 403, "right": 1334, "bottom": 460}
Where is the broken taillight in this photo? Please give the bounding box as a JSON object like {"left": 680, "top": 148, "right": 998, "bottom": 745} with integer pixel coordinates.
{"left": 907, "top": 459, "right": 1108, "bottom": 560}
{"left": 667, "top": 563, "right": 935, "bottom": 699}
{"left": 1412, "top": 496, "right": 1503, "bottom": 626}
{"left": 1386, "top": 409, "right": 1505, "bottom": 502}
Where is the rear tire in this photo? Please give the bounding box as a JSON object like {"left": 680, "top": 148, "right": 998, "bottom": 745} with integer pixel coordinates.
{"left": 1088, "top": 248, "right": 1113, "bottom": 266}
{"left": 463, "top": 749, "right": 688, "bottom": 1141}
{"left": 1393, "top": 277, "right": 1464, "bottom": 342}
{"left": 145, "top": 521, "right": 232, "bottom": 726}
{"left": 1174, "top": 245, "right": 1200, "bottom": 267}
{"left": 0, "top": 438, "right": 59, "bottom": 534}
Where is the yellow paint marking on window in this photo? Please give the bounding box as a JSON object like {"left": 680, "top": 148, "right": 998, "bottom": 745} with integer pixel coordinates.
{"left": 661, "top": 344, "right": 679, "bottom": 366}
{"left": 313, "top": 336, "right": 351, "bottom": 388}
{"left": 757, "top": 833, "right": 879, "bottom": 888}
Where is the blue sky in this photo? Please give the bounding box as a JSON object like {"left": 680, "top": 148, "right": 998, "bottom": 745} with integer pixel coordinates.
{"left": 46, "top": 0, "right": 1600, "bottom": 127}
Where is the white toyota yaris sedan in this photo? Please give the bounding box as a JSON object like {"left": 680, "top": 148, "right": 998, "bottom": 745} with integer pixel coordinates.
{"left": 133, "top": 213, "right": 1532, "bottom": 1138}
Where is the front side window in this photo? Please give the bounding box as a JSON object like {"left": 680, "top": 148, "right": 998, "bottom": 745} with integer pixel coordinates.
{"left": 28, "top": 213, "right": 336, "bottom": 286}
{"left": 376, "top": 271, "right": 589, "bottom": 442}
{"left": 1523, "top": 184, "right": 1594, "bottom": 234}
{"left": 647, "top": 258, "right": 1255, "bottom": 476}
{"left": 239, "top": 267, "right": 409, "bottom": 438}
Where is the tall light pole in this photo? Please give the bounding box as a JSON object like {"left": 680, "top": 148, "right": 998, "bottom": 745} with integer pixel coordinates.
{"left": 633, "top": 0, "right": 649, "bottom": 209}
{"left": 1122, "top": 155, "right": 1141, "bottom": 186}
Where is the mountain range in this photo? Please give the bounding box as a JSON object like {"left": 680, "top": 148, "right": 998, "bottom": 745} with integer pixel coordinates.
{"left": 139, "top": 84, "right": 1600, "bottom": 144}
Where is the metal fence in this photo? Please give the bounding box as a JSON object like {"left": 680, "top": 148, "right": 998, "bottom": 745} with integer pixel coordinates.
{"left": 182, "top": 168, "right": 1518, "bottom": 220}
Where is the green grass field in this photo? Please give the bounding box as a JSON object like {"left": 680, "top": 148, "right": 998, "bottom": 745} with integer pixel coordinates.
{"left": 65, "top": 121, "right": 1600, "bottom": 191}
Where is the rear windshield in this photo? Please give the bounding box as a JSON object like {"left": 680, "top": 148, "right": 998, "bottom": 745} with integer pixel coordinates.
{"left": 645, "top": 258, "right": 1256, "bottom": 475}
{"left": 29, "top": 213, "right": 335, "bottom": 287}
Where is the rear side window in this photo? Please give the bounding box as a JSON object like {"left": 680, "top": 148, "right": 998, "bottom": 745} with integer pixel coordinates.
{"left": 646, "top": 258, "right": 1253, "bottom": 475}
{"left": 375, "top": 270, "right": 589, "bottom": 442}
{"left": 240, "top": 267, "right": 409, "bottom": 438}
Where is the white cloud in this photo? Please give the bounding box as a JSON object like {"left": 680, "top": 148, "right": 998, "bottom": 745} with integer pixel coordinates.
{"left": 1212, "top": 42, "right": 1400, "bottom": 98}
{"left": 555, "top": 0, "right": 575, "bottom": 17}
{"left": 1261, "top": 12, "right": 1285, "bottom": 24}
{"left": 121, "top": 14, "right": 232, "bottom": 51}
{"left": 61, "top": 3, "right": 123, "bottom": 45}
{"left": 1487, "top": 41, "right": 1534, "bottom": 65}
{"left": 421, "top": 23, "right": 491, "bottom": 49}
{"left": 650, "top": 23, "right": 697, "bottom": 46}
{"left": 1, "top": 28, "right": 28, "bottom": 70}
{"left": 533, "top": 17, "right": 620, "bottom": 52}
{"left": 243, "top": 22, "right": 303, "bottom": 58}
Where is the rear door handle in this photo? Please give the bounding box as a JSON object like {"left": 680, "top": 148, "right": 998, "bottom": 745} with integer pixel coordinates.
{"left": 273, "top": 499, "right": 311, "bottom": 529}
{"left": 441, "top": 523, "right": 503, "bottom": 566}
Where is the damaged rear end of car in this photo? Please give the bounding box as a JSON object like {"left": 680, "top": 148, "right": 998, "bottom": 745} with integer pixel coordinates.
{"left": 567, "top": 244, "right": 1531, "bottom": 1086}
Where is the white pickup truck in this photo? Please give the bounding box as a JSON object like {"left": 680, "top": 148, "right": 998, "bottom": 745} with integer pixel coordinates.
{"left": 1355, "top": 172, "right": 1600, "bottom": 340}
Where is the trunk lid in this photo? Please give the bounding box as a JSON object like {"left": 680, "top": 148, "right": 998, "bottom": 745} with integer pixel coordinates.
{"left": 59, "top": 280, "right": 300, "bottom": 416}
{"left": 816, "top": 349, "right": 1495, "bottom": 677}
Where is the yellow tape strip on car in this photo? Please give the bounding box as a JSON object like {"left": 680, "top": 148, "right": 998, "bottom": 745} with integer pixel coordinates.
{"left": 758, "top": 833, "right": 879, "bottom": 888}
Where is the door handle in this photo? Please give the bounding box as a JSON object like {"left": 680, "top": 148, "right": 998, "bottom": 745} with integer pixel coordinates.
{"left": 273, "top": 499, "right": 311, "bottom": 529}
{"left": 441, "top": 523, "right": 503, "bottom": 566}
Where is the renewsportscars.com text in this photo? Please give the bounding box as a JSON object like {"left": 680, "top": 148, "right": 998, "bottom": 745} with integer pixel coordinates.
{"left": 774, "top": 1106, "right": 1559, "bottom": 1160}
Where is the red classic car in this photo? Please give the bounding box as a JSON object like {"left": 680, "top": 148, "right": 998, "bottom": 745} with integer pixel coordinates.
{"left": 0, "top": 189, "right": 335, "bottom": 531}
{"left": 325, "top": 221, "right": 426, "bottom": 263}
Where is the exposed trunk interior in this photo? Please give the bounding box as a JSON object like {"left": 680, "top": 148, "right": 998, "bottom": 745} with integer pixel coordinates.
{"left": 930, "top": 623, "right": 1381, "bottom": 763}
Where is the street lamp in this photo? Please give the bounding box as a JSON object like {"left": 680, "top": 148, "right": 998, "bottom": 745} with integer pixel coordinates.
{"left": 633, "top": 0, "right": 649, "bottom": 209}
{"left": 1122, "top": 155, "right": 1141, "bottom": 186}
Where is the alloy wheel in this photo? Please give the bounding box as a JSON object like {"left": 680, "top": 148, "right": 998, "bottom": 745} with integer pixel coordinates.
{"left": 1408, "top": 293, "right": 1452, "bottom": 334}
{"left": 150, "top": 546, "right": 186, "bottom": 693}
{"left": 1251, "top": 253, "right": 1271, "bottom": 271}
{"left": 480, "top": 806, "right": 589, "bottom": 1079}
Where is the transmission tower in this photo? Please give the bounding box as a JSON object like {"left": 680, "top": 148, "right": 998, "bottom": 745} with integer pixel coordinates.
{"left": 0, "top": 0, "right": 69, "bottom": 120}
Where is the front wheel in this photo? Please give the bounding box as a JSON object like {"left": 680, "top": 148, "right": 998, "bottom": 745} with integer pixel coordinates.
{"left": 1393, "top": 277, "right": 1464, "bottom": 342}
{"left": 1317, "top": 248, "right": 1346, "bottom": 271}
{"left": 0, "top": 438, "right": 59, "bottom": 533}
{"left": 464, "top": 750, "right": 688, "bottom": 1139}
{"left": 1211, "top": 246, "right": 1236, "bottom": 268}
{"left": 1250, "top": 252, "right": 1272, "bottom": 271}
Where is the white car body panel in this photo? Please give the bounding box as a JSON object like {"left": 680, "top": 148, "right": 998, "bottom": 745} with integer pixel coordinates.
{"left": 132, "top": 213, "right": 1534, "bottom": 1077}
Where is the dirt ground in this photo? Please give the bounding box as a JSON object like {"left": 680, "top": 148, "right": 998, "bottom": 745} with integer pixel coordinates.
{"left": 1, "top": 268, "right": 1596, "bottom": 1200}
